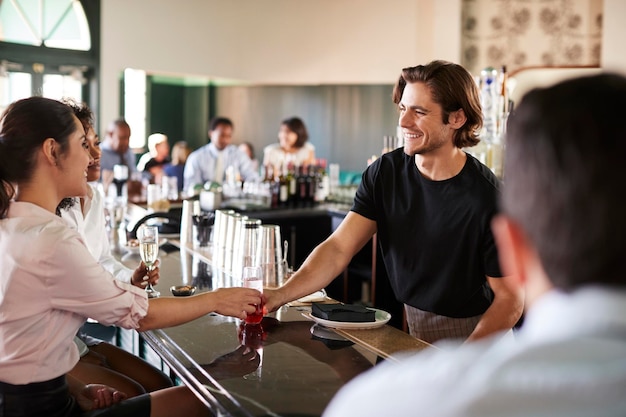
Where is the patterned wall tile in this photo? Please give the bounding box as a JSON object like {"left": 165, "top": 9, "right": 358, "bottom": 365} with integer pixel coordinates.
{"left": 461, "top": 0, "right": 603, "bottom": 75}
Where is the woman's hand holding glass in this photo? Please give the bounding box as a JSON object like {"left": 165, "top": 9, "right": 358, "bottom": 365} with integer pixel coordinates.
{"left": 137, "top": 225, "right": 160, "bottom": 298}
{"left": 130, "top": 259, "right": 160, "bottom": 288}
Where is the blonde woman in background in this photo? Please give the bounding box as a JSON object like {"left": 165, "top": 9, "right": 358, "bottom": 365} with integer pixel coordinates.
{"left": 163, "top": 141, "right": 191, "bottom": 192}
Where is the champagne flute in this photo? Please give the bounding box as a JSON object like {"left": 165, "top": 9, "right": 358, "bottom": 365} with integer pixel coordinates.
{"left": 138, "top": 225, "right": 160, "bottom": 298}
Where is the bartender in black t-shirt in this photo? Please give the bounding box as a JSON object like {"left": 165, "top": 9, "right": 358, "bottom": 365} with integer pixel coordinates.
{"left": 264, "top": 60, "right": 524, "bottom": 344}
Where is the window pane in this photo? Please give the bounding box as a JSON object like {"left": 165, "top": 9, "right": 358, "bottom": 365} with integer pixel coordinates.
{"left": 124, "top": 68, "right": 147, "bottom": 149}
{"left": 0, "top": 0, "right": 90, "bottom": 50}
{"left": 0, "top": 2, "right": 39, "bottom": 46}
{"left": 43, "top": 73, "right": 82, "bottom": 102}
{"left": 44, "top": 0, "right": 91, "bottom": 50}
{"left": 44, "top": 0, "right": 73, "bottom": 37}
{"left": 0, "top": 72, "right": 33, "bottom": 115}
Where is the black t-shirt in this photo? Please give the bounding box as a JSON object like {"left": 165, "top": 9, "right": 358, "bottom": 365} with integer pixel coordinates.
{"left": 352, "top": 149, "right": 502, "bottom": 318}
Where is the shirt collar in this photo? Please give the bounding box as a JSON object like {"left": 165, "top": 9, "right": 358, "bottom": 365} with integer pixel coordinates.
{"left": 8, "top": 201, "right": 62, "bottom": 222}
{"left": 520, "top": 286, "right": 626, "bottom": 343}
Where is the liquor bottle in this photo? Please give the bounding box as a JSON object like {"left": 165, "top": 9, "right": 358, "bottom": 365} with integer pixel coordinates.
{"left": 498, "top": 65, "right": 510, "bottom": 137}
{"left": 480, "top": 66, "right": 499, "bottom": 141}
{"left": 264, "top": 165, "right": 279, "bottom": 209}
{"left": 112, "top": 164, "right": 129, "bottom": 197}
{"left": 278, "top": 163, "right": 289, "bottom": 208}
{"left": 314, "top": 158, "right": 329, "bottom": 203}
{"left": 287, "top": 162, "right": 297, "bottom": 206}
{"left": 307, "top": 164, "right": 317, "bottom": 205}
{"left": 297, "top": 164, "right": 308, "bottom": 206}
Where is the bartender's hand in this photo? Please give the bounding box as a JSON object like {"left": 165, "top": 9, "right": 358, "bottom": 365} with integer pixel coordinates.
{"left": 130, "top": 260, "right": 160, "bottom": 288}
{"left": 76, "top": 384, "right": 127, "bottom": 410}
{"left": 263, "top": 288, "right": 286, "bottom": 313}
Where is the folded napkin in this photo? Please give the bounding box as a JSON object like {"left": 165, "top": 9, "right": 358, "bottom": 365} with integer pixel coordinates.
{"left": 311, "top": 303, "right": 375, "bottom": 323}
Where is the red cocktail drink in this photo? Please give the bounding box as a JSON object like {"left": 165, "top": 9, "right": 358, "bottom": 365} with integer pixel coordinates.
{"left": 243, "top": 267, "right": 264, "bottom": 324}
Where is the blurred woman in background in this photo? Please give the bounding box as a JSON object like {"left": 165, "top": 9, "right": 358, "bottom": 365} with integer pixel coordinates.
{"left": 163, "top": 141, "right": 192, "bottom": 193}
{"left": 238, "top": 141, "right": 259, "bottom": 173}
{"left": 263, "top": 117, "right": 315, "bottom": 173}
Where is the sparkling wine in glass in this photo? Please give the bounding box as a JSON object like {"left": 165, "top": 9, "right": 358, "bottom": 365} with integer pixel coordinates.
{"left": 242, "top": 266, "right": 264, "bottom": 324}
{"left": 138, "top": 225, "right": 160, "bottom": 298}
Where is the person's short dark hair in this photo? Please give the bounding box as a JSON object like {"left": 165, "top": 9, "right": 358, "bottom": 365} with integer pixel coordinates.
{"left": 281, "top": 117, "right": 309, "bottom": 148}
{"left": 107, "top": 117, "right": 130, "bottom": 134}
{"left": 209, "top": 117, "right": 234, "bottom": 132}
{"left": 392, "top": 60, "right": 483, "bottom": 149}
{"left": 503, "top": 73, "right": 626, "bottom": 290}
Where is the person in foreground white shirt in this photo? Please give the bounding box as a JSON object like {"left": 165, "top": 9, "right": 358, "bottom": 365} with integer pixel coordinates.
{"left": 323, "top": 74, "right": 626, "bottom": 417}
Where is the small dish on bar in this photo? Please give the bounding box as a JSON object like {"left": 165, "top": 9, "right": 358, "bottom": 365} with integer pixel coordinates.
{"left": 170, "top": 285, "right": 197, "bottom": 296}
{"left": 301, "top": 308, "right": 391, "bottom": 330}
{"left": 124, "top": 239, "right": 141, "bottom": 254}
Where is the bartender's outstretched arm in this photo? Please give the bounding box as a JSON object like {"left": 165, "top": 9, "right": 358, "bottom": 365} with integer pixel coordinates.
{"left": 264, "top": 211, "right": 377, "bottom": 312}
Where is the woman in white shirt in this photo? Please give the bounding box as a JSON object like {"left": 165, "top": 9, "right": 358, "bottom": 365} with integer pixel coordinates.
{"left": 59, "top": 100, "right": 173, "bottom": 397}
{"left": 262, "top": 117, "right": 316, "bottom": 174}
{"left": 0, "top": 97, "right": 261, "bottom": 416}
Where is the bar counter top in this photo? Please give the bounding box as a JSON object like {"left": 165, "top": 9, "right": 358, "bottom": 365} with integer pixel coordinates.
{"left": 117, "top": 239, "right": 432, "bottom": 416}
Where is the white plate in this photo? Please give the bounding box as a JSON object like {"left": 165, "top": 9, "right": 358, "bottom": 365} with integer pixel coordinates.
{"left": 301, "top": 308, "right": 391, "bottom": 330}
{"left": 296, "top": 289, "right": 327, "bottom": 303}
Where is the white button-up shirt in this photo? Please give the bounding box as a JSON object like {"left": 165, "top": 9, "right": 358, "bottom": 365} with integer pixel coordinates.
{"left": 324, "top": 287, "right": 626, "bottom": 417}
{"left": 0, "top": 202, "right": 148, "bottom": 384}
{"left": 61, "top": 184, "right": 133, "bottom": 283}
{"left": 183, "top": 142, "right": 259, "bottom": 191}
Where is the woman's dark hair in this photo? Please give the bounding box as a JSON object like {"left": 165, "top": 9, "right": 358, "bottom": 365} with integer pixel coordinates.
{"left": 0, "top": 97, "right": 78, "bottom": 218}
{"left": 56, "top": 98, "right": 94, "bottom": 215}
{"left": 392, "top": 60, "right": 483, "bottom": 148}
{"left": 63, "top": 98, "right": 94, "bottom": 133}
{"left": 503, "top": 73, "right": 626, "bottom": 290}
{"left": 281, "top": 117, "right": 309, "bottom": 148}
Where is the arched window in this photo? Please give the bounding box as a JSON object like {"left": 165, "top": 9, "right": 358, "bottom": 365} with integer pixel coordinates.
{"left": 0, "top": 0, "right": 91, "bottom": 50}
{"left": 0, "top": 0, "right": 99, "bottom": 119}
